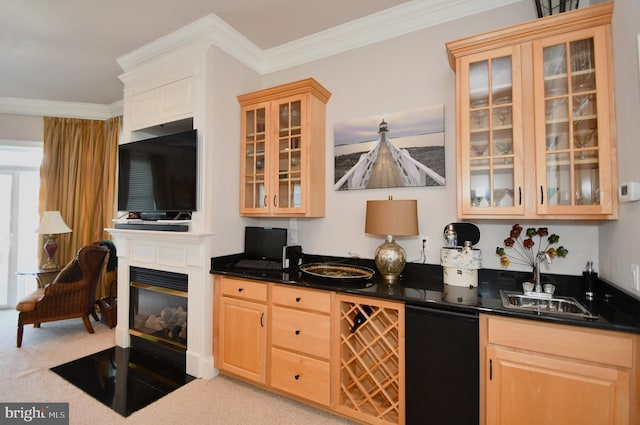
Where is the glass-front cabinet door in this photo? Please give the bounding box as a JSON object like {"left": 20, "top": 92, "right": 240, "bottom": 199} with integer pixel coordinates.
{"left": 459, "top": 46, "right": 524, "bottom": 215}
{"left": 238, "top": 78, "right": 330, "bottom": 217}
{"left": 534, "top": 27, "right": 614, "bottom": 216}
{"left": 274, "top": 96, "right": 305, "bottom": 212}
{"left": 240, "top": 95, "right": 311, "bottom": 215}
{"left": 241, "top": 102, "right": 270, "bottom": 213}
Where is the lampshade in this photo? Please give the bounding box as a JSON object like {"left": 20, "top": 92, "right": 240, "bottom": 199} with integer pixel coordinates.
{"left": 365, "top": 198, "right": 419, "bottom": 237}
{"left": 35, "top": 211, "right": 72, "bottom": 235}
{"left": 365, "top": 197, "right": 418, "bottom": 284}
{"left": 535, "top": 0, "right": 580, "bottom": 18}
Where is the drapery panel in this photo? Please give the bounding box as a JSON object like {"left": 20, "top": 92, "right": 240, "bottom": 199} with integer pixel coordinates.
{"left": 39, "top": 116, "right": 120, "bottom": 299}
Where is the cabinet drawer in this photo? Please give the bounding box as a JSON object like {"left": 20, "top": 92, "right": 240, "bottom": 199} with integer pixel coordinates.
{"left": 272, "top": 306, "right": 330, "bottom": 358}
{"left": 270, "top": 348, "right": 330, "bottom": 406}
{"left": 486, "top": 316, "right": 634, "bottom": 368}
{"left": 219, "top": 277, "right": 267, "bottom": 302}
{"left": 271, "top": 285, "right": 331, "bottom": 313}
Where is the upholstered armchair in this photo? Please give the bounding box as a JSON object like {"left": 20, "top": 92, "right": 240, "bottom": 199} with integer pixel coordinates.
{"left": 16, "top": 244, "right": 109, "bottom": 347}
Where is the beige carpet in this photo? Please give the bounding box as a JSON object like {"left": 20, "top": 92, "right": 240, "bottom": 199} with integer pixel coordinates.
{"left": 0, "top": 309, "right": 356, "bottom": 425}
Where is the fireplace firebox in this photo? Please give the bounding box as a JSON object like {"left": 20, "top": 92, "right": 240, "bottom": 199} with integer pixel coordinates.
{"left": 129, "top": 267, "right": 188, "bottom": 368}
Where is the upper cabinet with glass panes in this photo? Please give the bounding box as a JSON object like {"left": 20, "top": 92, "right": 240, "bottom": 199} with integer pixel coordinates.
{"left": 446, "top": 2, "right": 617, "bottom": 220}
{"left": 237, "top": 79, "right": 331, "bottom": 217}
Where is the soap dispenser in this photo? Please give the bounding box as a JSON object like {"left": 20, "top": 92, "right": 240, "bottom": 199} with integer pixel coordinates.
{"left": 584, "top": 261, "right": 597, "bottom": 300}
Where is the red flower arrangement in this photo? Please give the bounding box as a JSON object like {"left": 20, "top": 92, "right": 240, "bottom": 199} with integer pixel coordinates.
{"left": 496, "top": 224, "right": 568, "bottom": 268}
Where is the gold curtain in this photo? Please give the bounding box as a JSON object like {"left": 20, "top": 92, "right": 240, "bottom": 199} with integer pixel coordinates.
{"left": 39, "top": 116, "right": 120, "bottom": 298}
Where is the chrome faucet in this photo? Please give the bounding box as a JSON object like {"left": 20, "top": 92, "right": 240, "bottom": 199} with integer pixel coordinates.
{"left": 535, "top": 252, "right": 552, "bottom": 293}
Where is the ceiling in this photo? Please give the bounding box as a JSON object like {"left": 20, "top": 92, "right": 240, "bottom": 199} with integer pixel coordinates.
{"left": 0, "top": 0, "right": 528, "bottom": 107}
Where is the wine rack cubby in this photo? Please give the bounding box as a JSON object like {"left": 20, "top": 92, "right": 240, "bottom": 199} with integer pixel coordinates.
{"left": 332, "top": 294, "right": 405, "bottom": 425}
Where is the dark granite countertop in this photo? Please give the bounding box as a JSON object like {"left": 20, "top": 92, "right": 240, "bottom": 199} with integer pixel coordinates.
{"left": 211, "top": 253, "right": 640, "bottom": 334}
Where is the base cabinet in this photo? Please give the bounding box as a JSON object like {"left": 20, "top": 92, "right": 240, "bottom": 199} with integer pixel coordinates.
{"left": 482, "top": 315, "right": 639, "bottom": 425}
{"left": 214, "top": 276, "right": 405, "bottom": 424}
{"left": 214, "top": 277, "right": 267, "bottom": 384}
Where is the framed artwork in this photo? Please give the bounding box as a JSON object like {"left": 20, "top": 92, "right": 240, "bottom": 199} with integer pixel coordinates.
{"left": 334, "top": 104, "right": 445, "bottom": 190}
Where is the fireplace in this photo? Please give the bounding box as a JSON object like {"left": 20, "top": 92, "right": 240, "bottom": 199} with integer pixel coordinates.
{"left": 129, "top": 267, "right": 188, "bottom": 368}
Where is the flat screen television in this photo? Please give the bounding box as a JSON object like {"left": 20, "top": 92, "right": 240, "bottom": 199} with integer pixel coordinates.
{"left": 118, "top": 129, "right": 197, "bottom": 215}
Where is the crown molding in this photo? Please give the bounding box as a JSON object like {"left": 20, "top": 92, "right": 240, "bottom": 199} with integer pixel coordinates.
{"left": 0, "top": 97, "right": 122, "bottom": 120}
{"left": 4, "top": 0, "right": 522, "bottom": 118}
{"left": 116, "top": 0, "right": 521, "bottom": 76}
{"left": 116, "top": 13, "right": 262, "bottom": 75}
{"left": 260, "top": 0, "right": 522, "bottom": 73}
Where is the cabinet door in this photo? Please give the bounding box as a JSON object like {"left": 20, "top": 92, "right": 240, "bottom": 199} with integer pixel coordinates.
{"left": 131, "top": 89, "right": 160, "bottom": 131}
{"left": 161, "top": 78, "right": 193, "bottom": 120}
{"left": 271, "top": 95, "right": 306, "bottom": 214}
{"left": 486, "top": 346, "right": 630, "bottom": 425}
{"left": 459, "top": 45, "right": 525, "bottom": 216}
{"left": 240, "top": 102, "right": 271, "bottom": 214}
{"left": 130, "top": 78, "right": 194, "bottom": 131}
{"left": 217, "top": 296, "right": 267, "bottom": 383}
{"left": 533, "top": 26, "right": 615, "bottom": 216}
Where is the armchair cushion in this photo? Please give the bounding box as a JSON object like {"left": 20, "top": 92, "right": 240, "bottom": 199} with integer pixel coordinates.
{"left": 16, "top": 288, "right": 45, "bottom": 313}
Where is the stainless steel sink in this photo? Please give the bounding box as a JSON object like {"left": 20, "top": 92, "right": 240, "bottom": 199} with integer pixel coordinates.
{"left": 500, "top": 290, "right": 598, "bottom": 319}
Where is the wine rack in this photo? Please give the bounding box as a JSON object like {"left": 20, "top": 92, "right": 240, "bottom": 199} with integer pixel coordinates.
{"left": 332, "top": 294, "right": 405, "bottom": 425}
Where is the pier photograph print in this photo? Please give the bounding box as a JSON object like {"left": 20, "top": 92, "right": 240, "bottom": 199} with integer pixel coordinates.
{"left": 334, "top": 104, "right": 445, "bottom": 191}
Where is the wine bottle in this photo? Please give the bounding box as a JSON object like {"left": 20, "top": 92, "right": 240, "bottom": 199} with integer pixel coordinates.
{"left": 350, "top": 305, "right": 373, "bottom": 333}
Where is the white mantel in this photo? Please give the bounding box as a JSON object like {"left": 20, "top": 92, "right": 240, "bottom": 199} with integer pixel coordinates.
{"left": 107, "top": 228, "right": 217, "bottom": 379}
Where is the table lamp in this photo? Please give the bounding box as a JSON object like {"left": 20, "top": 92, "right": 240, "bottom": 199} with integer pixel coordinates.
{"left": 365, "top": 196, "right": 418, "bottom": 284}
{"left": 35, "top": 211, "right": 72, "bottom": 271}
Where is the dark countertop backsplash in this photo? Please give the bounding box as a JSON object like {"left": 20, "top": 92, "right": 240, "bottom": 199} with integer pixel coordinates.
{"left": 211, "top": 253, "right": 640, "bottom": 334}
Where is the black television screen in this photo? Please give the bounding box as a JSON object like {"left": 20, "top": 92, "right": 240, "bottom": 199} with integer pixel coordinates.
{"left": 244, "top": 226, "right": 288, "bottom": 261}
{"left": 118, "top": 129, "right": 197, "bottom": 213}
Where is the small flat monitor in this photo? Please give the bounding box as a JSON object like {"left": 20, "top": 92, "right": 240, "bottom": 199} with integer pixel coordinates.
{"left": 244, "top": 226, "right": 287, "bottom": 261}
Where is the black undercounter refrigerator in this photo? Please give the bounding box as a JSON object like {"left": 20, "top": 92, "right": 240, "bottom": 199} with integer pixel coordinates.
{"left": 405, "top": 304, "right": 479, "bottom": 425}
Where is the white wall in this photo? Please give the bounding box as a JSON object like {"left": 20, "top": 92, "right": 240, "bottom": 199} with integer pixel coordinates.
{"left": 206, "top": 46, "right": 263, "bottom": 256}
{"left": 250, "top": 2, "right": 602, "bottom": 280}
{"left": 600, "top": 0, "right": 640, "bottom": 297}
{"left": 0, "top": 114, "right": 43, "bottom": 142}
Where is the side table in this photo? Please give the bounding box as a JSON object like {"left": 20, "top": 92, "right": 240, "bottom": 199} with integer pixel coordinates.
{"left": 16, "top": 269, "right": 60, "bottom": 288}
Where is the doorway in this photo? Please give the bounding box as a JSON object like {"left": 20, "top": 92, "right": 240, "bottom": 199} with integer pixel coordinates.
{"left": 0, "top": 145, "right": 42, "bottom": 309}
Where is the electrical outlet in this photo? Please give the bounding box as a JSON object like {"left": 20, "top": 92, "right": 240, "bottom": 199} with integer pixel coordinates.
{"left": 418, "top": 235, "right": 430, "bottom": 262}
{"left": 631, "top": 264, "right": 640, "bottom": 292}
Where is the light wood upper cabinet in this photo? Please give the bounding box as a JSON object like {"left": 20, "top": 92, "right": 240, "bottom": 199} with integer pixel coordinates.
{"left": 481, "top": 315, "right": 639, "bottom": 425}
{"left": 446, "top": 2, "right": 617, "bottom": 220}
{"left": 237, "top": 78, "right": 331, "bottom": 217}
